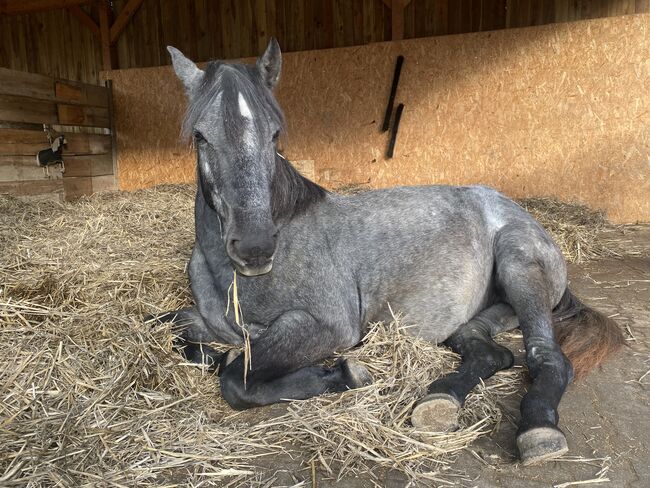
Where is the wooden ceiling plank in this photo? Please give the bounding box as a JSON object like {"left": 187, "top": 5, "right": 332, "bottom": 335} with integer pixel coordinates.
{"left": 0, "top": 0, "right": 92, "bottom": 16}
{"left": 109, "top": 0, "right": 144, "bottom": 45}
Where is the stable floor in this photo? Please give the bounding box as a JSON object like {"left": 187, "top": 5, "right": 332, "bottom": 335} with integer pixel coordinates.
{"left": 384, "top": 226, "right": 650, "bottom": 488}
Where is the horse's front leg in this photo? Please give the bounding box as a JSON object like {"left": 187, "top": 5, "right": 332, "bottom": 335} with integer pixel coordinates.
{"left": 219, "top": 310, "right": 372, "bottom": 410}
{"left": 147, "top": 307, "right": 232, "bottom": 372}
{"left": 411, "top": 303, "right": 516, "bottom": 432}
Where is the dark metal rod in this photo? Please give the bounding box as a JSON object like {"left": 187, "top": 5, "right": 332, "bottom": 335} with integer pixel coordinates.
{"left": 381, "top": 55, "right": 404, "bottom": 133}
{"left": 386, "top": 103, "right": 404, "bottom": 159}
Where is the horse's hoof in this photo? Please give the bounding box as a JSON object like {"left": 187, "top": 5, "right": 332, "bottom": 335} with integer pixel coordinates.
{"left": 517, "top": 427, "right": 569, "bottom": 465}
{"left": 411, "top": 393, "right": 461, "bottom": 432}
{"left": 341, "top": 359, "right": 373, "bottom": 388}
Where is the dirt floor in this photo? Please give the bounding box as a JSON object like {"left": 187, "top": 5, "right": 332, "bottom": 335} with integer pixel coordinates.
{"left": 357, "top": 226, "right": 650, "bottom": 488}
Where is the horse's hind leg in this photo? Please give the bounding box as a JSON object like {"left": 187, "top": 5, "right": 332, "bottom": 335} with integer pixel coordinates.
{"left": 495, "top": 225, "right": 573, "bottom": 465}
{"left": 411, "top": 303, "right": 516, "bottom": 432}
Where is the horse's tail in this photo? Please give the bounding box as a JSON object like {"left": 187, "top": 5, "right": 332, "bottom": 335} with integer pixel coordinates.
{"left": 552, "top": 288, "right": 626, "bottom": 379}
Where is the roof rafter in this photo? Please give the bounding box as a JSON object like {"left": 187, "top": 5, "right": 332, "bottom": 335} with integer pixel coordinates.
{"left": 68, "top": 4, "right": 99, "bottom": 37}
{"left": 109, "top": 0, "right": 144, "bottom": 45}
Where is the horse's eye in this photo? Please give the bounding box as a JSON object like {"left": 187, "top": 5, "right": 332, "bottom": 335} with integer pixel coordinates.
{"left": 194, "top": 131, "right": 206, "bottom": 143}
{"left": 272, "top": 130, "right": 280, "bottom": 142}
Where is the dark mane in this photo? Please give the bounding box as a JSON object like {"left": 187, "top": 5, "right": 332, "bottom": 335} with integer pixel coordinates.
{"left": 271, "top": 153, "right": 329, "bottom": 219}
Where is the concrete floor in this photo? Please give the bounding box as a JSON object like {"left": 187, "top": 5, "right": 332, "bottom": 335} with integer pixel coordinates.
{"left": 452, "top": 250, "right": 650, "bottom": 487}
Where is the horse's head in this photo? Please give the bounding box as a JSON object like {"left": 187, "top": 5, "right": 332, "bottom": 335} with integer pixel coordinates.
{"left": 169, "top": 40, "right": 284, "bottom": 276}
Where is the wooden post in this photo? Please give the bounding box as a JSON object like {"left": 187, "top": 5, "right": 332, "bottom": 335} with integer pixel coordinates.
{"left": 105, "top": 79, "right": 119, "bottom": 190}
{"left": 391, "top": 0, "right": 405, "bottom": 41}
{"left": 99, "top": 0, "right": 116, "bottom": 71}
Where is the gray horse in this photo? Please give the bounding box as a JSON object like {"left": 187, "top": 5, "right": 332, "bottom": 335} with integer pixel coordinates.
{"left": 156, "top": 39, "right": 624, "bottom": 465}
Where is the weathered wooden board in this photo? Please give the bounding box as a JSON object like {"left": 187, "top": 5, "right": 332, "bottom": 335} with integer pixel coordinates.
{"left": 90, "top": 174, "right": 117, "bottom": 192}
{"left": 61, "top": 173, "right": 116, "bottom": 201}
{"left": 57, "top": 104, "right": 111, "bottom": 127}
{"left": 0, "top": 67, "right": 55, "bottom": 100}
{"left": 0, "top": 129, "right": 48, "bottom": 155}
{"left": 0, "top": 155, "right": 63, "bottom": 182}
{"left": 105, "top": 14, "right": 650, "bottom": 223}
{"left": 55, "top": 81, "right": 109, "bottom": 107}
{"left": 63, "top": 154, "right": 114, "bottom": 177}
{"left": 0, "top": 8, "right": 102, "bottom": 85}
{"left": 0, "top": 67, "right": 114, "bottom": 201}
{"left": 0, "top": 178, "right": 63, "bottom": 197}
{"left": 0, "top": 128, "right": 112, "bottom": 155}
{"left": 0, "top": 94, "right": 58, "bottom": 124}
{"left": 62, "top": 176, "right": 93, "bottom": 200}
{"left": 62, "top": 132, "right": 112, "bottom": 154}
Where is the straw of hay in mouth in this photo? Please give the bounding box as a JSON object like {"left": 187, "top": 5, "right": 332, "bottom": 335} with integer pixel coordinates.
{"left": 227, "top": 269, "right": 252, "bottom": 385}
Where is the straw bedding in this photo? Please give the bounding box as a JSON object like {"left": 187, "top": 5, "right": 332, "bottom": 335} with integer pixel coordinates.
{"left": 0, "top": 184, "right": 628, "bottom": 486}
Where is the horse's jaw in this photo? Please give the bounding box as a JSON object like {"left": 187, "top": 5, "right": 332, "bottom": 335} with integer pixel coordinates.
{"left": 234, "top": 260, "right": 274, "bottom": 277}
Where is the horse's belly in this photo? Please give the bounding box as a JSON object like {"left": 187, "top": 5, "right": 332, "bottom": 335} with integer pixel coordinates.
{"left": 369, "top": 259, "right": 494, "bottom": 344}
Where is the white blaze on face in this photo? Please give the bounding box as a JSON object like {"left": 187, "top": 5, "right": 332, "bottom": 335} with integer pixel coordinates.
{"left": 238, "top": 92, "right": 253, "bottom": 119}
{"left": 238, "top": 91, "right": 257, "bottom": 152}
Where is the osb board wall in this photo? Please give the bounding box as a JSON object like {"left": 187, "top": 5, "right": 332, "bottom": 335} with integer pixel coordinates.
{"left": 104, "top": 14, "right": 650, "bottom": 223}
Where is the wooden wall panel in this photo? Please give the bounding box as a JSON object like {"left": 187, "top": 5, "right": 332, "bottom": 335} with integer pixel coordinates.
{"left": 2, "top": 1, "right": 649, "bottom": 85}
{"left": 105, "top": 15, "right": 650, "bottom": 223}
{"left": 0, "top": 6, "right": 103, "bottom": 84}
{"left": 0, "top": 67, "right": 115, "bottom": 200}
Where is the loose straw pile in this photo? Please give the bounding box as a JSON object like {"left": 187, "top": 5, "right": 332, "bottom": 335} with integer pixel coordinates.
{"left": 0, "top": 184, "right": 631, "bottom": 486}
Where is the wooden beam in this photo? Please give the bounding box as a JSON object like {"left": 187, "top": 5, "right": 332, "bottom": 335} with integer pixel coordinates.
{"left": 391, "top": 0, "right": 405, "bottom": 40}
{"left": 67, "top": 5, "right": 99, "bottom": 37}
{"left": 109, "top": 0, "right": 144, "bottom": 44}
{"left": 0, "top": 0, "right": 91, "bottom": 15}
{"left": 98, "top": 0, "right": 116, "bottom": 71}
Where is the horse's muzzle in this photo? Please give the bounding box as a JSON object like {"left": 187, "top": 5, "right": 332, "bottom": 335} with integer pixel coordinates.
{"left": 234, "top": 258, "right": 274, "bottom": 277}
{"left": 226, "top": 230, "right": 277, "bottom": 277}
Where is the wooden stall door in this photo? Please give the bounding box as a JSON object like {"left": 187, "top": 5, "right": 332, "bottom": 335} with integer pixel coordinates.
{"left": 0, "top": 68, "right": 117, "bottom": 201}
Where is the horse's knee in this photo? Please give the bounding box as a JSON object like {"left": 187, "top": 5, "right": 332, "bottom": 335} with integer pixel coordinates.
{"left": 447, "top": 322, "right": 514, "bottom": 373}
{"left": 489, "top": 343, "right": 515, "bottom": 371}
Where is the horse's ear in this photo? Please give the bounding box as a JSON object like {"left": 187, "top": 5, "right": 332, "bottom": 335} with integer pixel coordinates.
{"left": 167, "top": 46, "right": 204, "bottom": 94}
{"left": 257, "top": 38, "right": 282, "bottom": 89}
